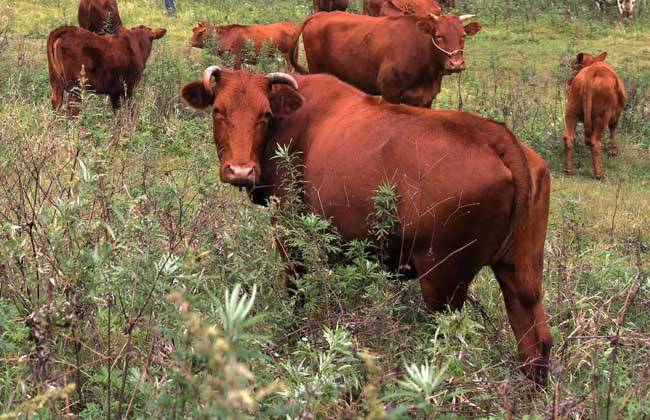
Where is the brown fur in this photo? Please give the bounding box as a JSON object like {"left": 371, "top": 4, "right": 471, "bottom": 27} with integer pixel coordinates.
{"left": 189, "top": 21, "right": 298, "bottom": 70}
{"left": 363, "top": 0, "right": 442, "bottom": 17}
{"left": 47, "top": 25, "right": 166, "bottom": 116}
{"left": 78, "top": 0, "right": 123, "bottom": 34}
{"left": 564, "top": 52, "right": 626, "bottom": 179}
{"left": 290, "top": 12, "right": 480, "bottom": 108}
{"left": 313, "top": 0, "right": 349, "bottom": 12}
{"left": 180, "top": 69, "right": 553, "bottom": 386}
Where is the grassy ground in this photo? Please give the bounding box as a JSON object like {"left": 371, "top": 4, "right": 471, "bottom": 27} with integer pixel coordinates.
{"left": 0, "top": 0, "right": 649, "bottom": 418}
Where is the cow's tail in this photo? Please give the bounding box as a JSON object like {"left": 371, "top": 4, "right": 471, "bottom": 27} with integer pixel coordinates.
{"left": 47, "top": 28, "right": 67, "bottom": 81}
{"left": 290, "top": 15, "right": 317, "bottom": 75}
{"left": 582, "top": 84, "right": 594, "bottom": 139}
{"left": 490, "top": 126, "right": 538, "bottom": 308}
{"left": 615, "top": 77, "right": 627, "bottom": 109}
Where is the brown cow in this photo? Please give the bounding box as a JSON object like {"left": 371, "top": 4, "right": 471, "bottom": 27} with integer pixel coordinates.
{"left": 189, "top": 21, "right": 298, "bottom": 70}
{"left": 313, "top": 0, "right": 349, "bottom": 12}
{"left": 180, "top": 67, "right": 553, "bottom": 386}
{"left": 47, "top": 25, "right": 166, "bottom": 115}
{"left": 363, "top": 0, "right": 442, "bottom": 17}
{"left": 78, "top": 0, "right": 123, "bottom": 34}
{"left": 290, "top": 12, "right": 481, "bottom": 108}
{"left": 564, "top": 52, "right": 626, "bottom": 179}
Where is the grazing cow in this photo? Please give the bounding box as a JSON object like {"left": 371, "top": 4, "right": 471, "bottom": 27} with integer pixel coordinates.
{"left": 564, "top": 52, "right": 626, "bottom": 179}
{"left": 290, "top": 12, "right": 481, "bottom": 108}
{"left": 596, "top": 0, "right": 636, "bottom": 22}
{"left": 189, "top": 21, "right": 298, "bottom": 69}
{"left": 47, "top": 25, "right": 166, "bottom": 115}
{"left": 78, "top": 0, "right": 122, "bottom": 34}
{"left": 180, "top": 67, "right": 553, "bottom": 386}
{"left": 313, "top": 0, "right": 349, "bottom": 12}
{"left": 364, "top": 0, "right": 442, "bottom": 17}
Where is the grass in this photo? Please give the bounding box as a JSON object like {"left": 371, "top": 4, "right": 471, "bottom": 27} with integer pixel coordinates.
{"left": 0, "top": 0, "right": 649, "bottom": 418}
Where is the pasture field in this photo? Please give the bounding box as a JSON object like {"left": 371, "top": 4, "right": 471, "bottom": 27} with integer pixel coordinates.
{"left": 1, "top": 0, "right": 649, "bottom": 418}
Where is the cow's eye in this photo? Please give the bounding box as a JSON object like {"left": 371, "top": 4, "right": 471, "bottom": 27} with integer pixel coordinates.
{"left": 258, "top": 112, "right": 273, "bottom": 124}
{"left": 213, "top": 107, "right": 222, "bottom": 116}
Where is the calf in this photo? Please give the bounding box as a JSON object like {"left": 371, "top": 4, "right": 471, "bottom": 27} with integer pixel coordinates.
{"left": 564, "top": 52, "right": 626, "bottom": 178}
{"left": 313, "top": 0, "right": 349, "bottom": 12}
{"left": 189, "top": 21, "right": 298, "bottom": 70}
{"left": 47, "top": 25, "right": 166, "bottom": 116}
{"left": 78, "top": 0, "right": 122, "bottom": 34}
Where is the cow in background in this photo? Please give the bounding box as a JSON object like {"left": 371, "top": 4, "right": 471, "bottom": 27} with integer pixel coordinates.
{"left": 47, "top": 25, "right": 166, "bottom": 116}
{"left": 596, "top": 0, "right": 636, "bottom": 23}
{"left": 290, "top": 12, "right": 481, "bottom": 108}
{"left": 364, "top": 0, "right": 442, "bottom": 17}
{"left": 564, "top": 52, "right": 626, "bottom": 179}
{"left": 189, "top": 21, "right": 298, "bottom": 70}
{"left": 78, "top": 0, "right": 122, "bottom": 34}
{"left": 313, "top": 0, "right": 349, "bottom": 12}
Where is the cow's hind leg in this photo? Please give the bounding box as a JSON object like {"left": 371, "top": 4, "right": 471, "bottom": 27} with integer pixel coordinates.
{"left": 608, "top": 116, "right": 619, "bottom": 156}
{"left": 590, "top": 115, "right": 608, "bottom": 179}
{"left": 49, "top": 70, "right": 64, "bottom": 112}
{"left": 563, "top": 111, "right": 578, "bottom": 175}
{"left": 491, "top": 262, "right": 552, "bottom": 386}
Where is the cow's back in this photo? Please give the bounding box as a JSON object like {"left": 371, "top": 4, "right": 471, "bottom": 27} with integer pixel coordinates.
{"left": 48, "top": 26, "right": 132, "bottom": 93}
{"left": 569, "top": 63, "right": 625, "bottom": 121}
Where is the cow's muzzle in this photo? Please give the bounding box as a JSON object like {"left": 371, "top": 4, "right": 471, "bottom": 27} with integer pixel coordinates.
{"left": 222, "top": 162, "right": 258, "bottom": 187}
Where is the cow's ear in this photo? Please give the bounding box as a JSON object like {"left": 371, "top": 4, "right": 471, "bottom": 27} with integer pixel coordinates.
{"left": 464, "top": 22, "right": 481, "bottom": 36}
{"left": 270, "top": 85, "right": 303, "bottom": 117}
{"left": 151, "top": 28, "right": 167, "bottom": 40}
{"left": 576, "top": 53, "right": 584, "bottom": 64}
{"left": 594, "top": 51, "right": 607, "bottom": 62}
{"left": 180, "top": 81, "right": 214, "bottom": 110}
{"left": 416, "top": 20, "right": 435, "bottom": 35}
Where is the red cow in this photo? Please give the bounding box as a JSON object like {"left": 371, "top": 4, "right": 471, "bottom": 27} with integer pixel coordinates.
{"left": 290, "top": 12, "right": 480, "bottom": 108}
{"left": 78, "top": 0, "right": 123, "bottom": 34}
{"left": 180, "top": 67, "right": 553, "bottom": 386}
{"left": 564, "top": 52, "right": 626, "bottom": 179}
{"left": 313, "top": 0, "right": 349, "bottom": 12}
{"left": 47, "top": 25, "right": 166, "bottom": 115}
{"left": 189, "top": 21, "right": 298, "bottom": 70}
{"left": 363, "top": 0, "right": 442, "bottom": 17}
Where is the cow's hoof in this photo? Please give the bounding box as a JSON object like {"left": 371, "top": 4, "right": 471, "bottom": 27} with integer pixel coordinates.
{"left": 564, "top": 168, "right": 574, "bottom": 176}
{"left": 609, "top": 147, "right": 618, "bottom": 157}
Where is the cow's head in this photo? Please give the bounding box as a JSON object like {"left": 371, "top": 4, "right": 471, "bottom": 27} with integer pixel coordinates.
{"left": 180, "top": 67, "right": 303, "bottom": 187}
{"left": 189, "top": 21, "right": 212, "bottom": 47}
{"left": 416, "top": 14, "right": 481, "bottom": 74}
{"left": 129, "top": 26, "right": 166, "bottom": 60}
{"left": 571, "top": 51, "right": 607, "bottom": 73}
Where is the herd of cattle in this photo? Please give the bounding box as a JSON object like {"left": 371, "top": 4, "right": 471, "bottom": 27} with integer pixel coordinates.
{"left": 44, "top": 0, "right": 635, "bottom": 387}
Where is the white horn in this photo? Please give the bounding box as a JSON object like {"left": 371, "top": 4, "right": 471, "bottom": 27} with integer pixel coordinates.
{"left": 429, "top": 13, "right": 439, "bottom": 21}
{"left": 202, "top": 65, "right": 221, "bottom": 93}
{"left": 266, "top": 72, "right": 299, "bottom": 90}
{"left": 459, "top": 14, "right": 476, "bottom": 22}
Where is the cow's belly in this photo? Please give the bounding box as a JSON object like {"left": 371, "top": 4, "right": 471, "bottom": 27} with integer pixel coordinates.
{"left": 302, "top": 130, "right": 514, "bottom": 266}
